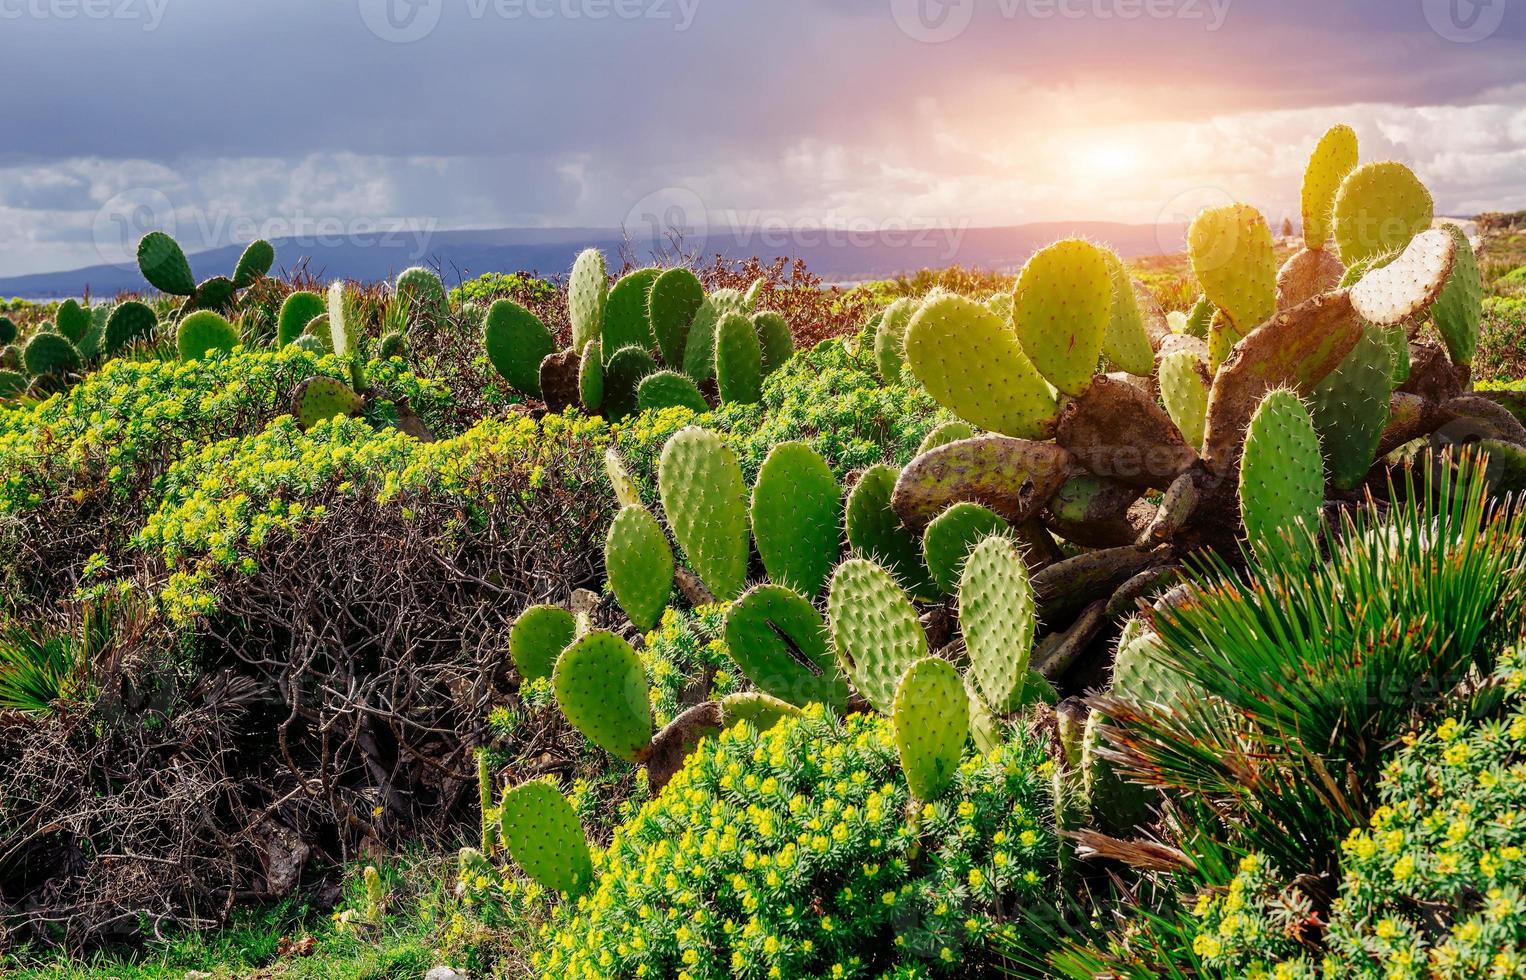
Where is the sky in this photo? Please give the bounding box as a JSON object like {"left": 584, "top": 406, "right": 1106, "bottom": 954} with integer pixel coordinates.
{"left": 1, "top": 0, "right": 1524, "bottom": 277}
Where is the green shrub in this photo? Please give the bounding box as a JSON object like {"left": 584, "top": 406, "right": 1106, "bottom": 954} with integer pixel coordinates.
{"left": 1476, "top": 295, "right": 1526, "bottom": 382}
{"left": 638, "top": 603, "right": 742, "bottom": 729}
{"left": 534, "top": 707, "right": 1058, "bottom": 979}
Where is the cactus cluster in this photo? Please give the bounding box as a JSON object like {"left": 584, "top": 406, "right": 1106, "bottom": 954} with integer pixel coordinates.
{"left": 137, "top": 231, "right": 273, "bottom": 321}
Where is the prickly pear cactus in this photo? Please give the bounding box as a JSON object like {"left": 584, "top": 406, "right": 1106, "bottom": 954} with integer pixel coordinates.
{"left": 395, "top": 266, "right": 446, "bottom": 317}
{"left": 958, "top": 535, "right": 1035, "bottom": 714}
{"left": 844, "top": 464, "right": 935, "bottom": 600}
{"left": 603, "top": 268, "right": 659, "bottom": 357}
{"left": 1239, "top": 389, "right": 1325, "bottom": 567}
{"left": 1309, "top": 326, "right": 1395, "bottom": 491}
{"left": 604, "top": 445, "right": 644, "bottom": 510}
{"left": 1010, "top": 239, "right": 1113, "bottom": 396}
{"left": 176, "top": 311, "right": 239, "bottom": 361}
{"left": 276, "top": 291, "right": 324, "bottom": 348}
{"left": 552, "top": 631, "right": 653, "bottom": 762}
{"left": 683, "top": 290, "right": 747, "bottom": 384}
{"left": 1081, "top": 709, "right": 1153, "bottom": 836}
{"left": 605, "top": 345, "right": 659, "bottom": 420}
{"left": 0, "top": 316, "right": 15, "bottom": 346}
{"left": 1108, "top": 620, "right": 1184, "bottom": 707}
{"left": 137, "top": 231, "right": 196, "bottom": 296}
{"left": 892, "top": 657, "right": 969, "bottom": 801}
{"left": 904, "top": 293, "right": 1058, "bottom": 439}
{"left": 1300, "top": 124, "right": 1359, "bottom": 249}
{"left": 188, "top": 277, "right": 237, "bottom": 316}
{"left": 55, "top": 299, "right": 89, "bottom": 344}
{"left": 1189, "top": 204, "right": 1276, "bottom": 366}
{"left": 569, "top": 248, "right": 608, "bottom": 355}
{"left": 637, "top": 369, "right": 709, "bottom": 414}
{"left": 751, "top": 442, "right": 841, "bottom": 598}
{"left": 724, "top": 584, "right": 848, "bottom": 710}
{"left": 103, "top": 301, "right": 157, "bottom": 355}
{"left": 720, "top": 691, "right": 803, "bottom": 733}
{"left": 327, "top": 282, "right": 358, "bottom": 359}
{"left": 605, "top": 506, "right": 674, "bottom": 632}
{"left": 827, "top": 559, "right": 929, "bottom": 714}
{"left": 648, "top": 268, "right": 704, "bottom": 368}
{"left": 1333, "top": 161, "right": 1433, "bottom": 265}
{"left": 292, "top": 376, "right": 363, "bottom": 429}
{"left": 1100, "top": 250, "right": 1156, "bottom": 376}
{"left": 657, "top": 427, "right": 750, "bottom": 600}
{"left": 24, "top": 332, "right": 83, "bottom": 379}
{"left": 752, "top": 311, "right": 794, "bottom": 377}
{"left": 922, "top": 502, "right": 1009, "bottom": 596}
{"left": 915, "top": 420, "right": 974, "bottom": 456}
{"left": 1183, "top": 295, "right": 1214, "bottom": 339}
{"left": 510, "top": 604, "right": 577, "bottom": 682}
{"left": 0, "top": 370, "right": 26, "bottom": 397}
{"left": 1158, "top": 349, "right": 1210, "bottom": 451}
{"left": 874, "top": 298, "right": 917, "bottom": 383}
{"left": 1431, "top": 223, "right": 1482, "bottom": 367}
{"left": 498, "top": 780, "right": 593, "bottom": 897}
{"left": 715, "top": 312, "right": 763, "bottom": 404}
{"left": 233, "top": 239, "right": 276, "bottom": 290}
{"left": 579, "top": 339, "right": 604, "bottom": 412}
{"left": 484, "top": 299, "right": 554, "bottom": 398}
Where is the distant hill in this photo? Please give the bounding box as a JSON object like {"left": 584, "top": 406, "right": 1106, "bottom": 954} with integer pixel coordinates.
{"left": 0, "top": 222, "right": 1191, "bottom": 299}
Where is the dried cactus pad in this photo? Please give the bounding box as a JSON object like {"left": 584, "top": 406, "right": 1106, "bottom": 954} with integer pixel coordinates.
{"left": 498, "top": 780, "right": 593, "bottom": 897}
{"left": 1239, "top": 389, "right": 1325, "bottom": 567}
{"left": 904, "top": 293, "right": 1058, "bottom": 438}
{"left": 959, "top": 535, "right": 1036, "bottom": 714}
{"left": 724, "top": 584, "right": 848, "bottom": 710}
{"left": 890, "top": 435, "right": 1071, "bottom": 531}
{"left": 893, "top": 658, "right": 970, "bottom": 802}
{"left": 1348, "top": 228, "right": 1456, "bottom": 326}
{"left": 752, "top": 442, "right": 841, "bottom": 598}
{"left": 1300, "top": 124, "right": 1359, "bottom": 249}
{"left": 1011, "top": 238, "right": 1113, "bottom": 396}
{"left": 509, "top": 604, "right": 576, "bottom": 682}
{"left": 552, "top": 631, "right": 653, "bottom": 763}
{"left": 605, "top": 506, "right": 674, "bottom": 632}
{"left": 1276, "top": 247, "right": 1347, "bottom": 312}
{"left": 1188, "top": 203, "right": 1276, "bottom": 344}
{"left": 657, "top": 427, "right": 750, "bottom": 600}
{"left": 1334, "top": 161, "right": 1434, "bottom": 266}
{"left": 828, "top": 559, "right": 929, "bottom": 714}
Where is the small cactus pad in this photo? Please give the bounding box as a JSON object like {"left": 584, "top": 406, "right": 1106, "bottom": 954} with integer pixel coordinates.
{"left": 176, "top": 311, "right": 239, "bottom": 361}
{"left": 637, "top": 369, "right": 709, "bottom": 414}
{"left": 682, "top": 291, "right": 745, "bottom": 383}
{"left": 578, "top": 339, "right": 604, "bottom": 412}
{"left": 905, "top": 294, "right": 1059, "bottom": 438}
{"left": 715, "top": 312, "right": 763, "bottom": 404}
{"left": 1188, "top": 204, "right": 1277, "bottom": 343}
{"left": 568, "top": 248, "right": 608, "bottom": 354}
{"left": 891, "top": 434, "right": 1072, "bottom": 530}
{"left": 292, "top": 376, "right": 363, "bottom": 429}
{"left": 1011, "top": 239, "right": 1113, "bottom": 396}
{"left": 1334, "top": 161, "right": 1434, "bottom": 265}
{"left": 844, "top": 464, "right": 935, "bottom": 600}
{"left": 724, "top": 584, "right": 848, "bottom": 710}
{"left": 0, "top": 317, "right": 15, "bottom": 346}
{"left": 1300, "top": 124, "right": 1360, "bottom": 249}
{"left": 1431, "top": 224, "right": 1482, "bottom": 367}
{"left": 1100, "top": 251, "right": 1156, "bottom": 376}
{"left": 509, "top": 604, "right": 577, "bottom": 682}
{"left": 916, "top": 420, "right": 975, "bottom": 455}
{"left": 1348, "top": 228, "right": 1456, "bottom": 326}
{"left": 189, "top": 277, "right": 238, "bottom": 315}
{"left": 605, "top": 506, "right": 674, "bottom": 632}
{"left": 604, "top": 445, "right": 644, "bottom": 509}
{"left": 1082, "top": 710, "right": 1153, "bottom": 835}
{"left": 1110, "top": 624, "right": 1191, "bottom": 708}
{"left": 103, "top": 301, "right": 157, "bottom": 355}
{"left": 753, "top": 311, "right": 794, "bottom": 377}
{"left": 327, "top": 282, "right": 357, "bottom": 358}
{"left": 648, "top": 268, "right": 704, "bottom": 367}
{"left": 1276, "top": 247, "right": 1347, "bottom": 312}
{"left": 892, "top": 658, "right": 969, "bottom": 801}
{"left": 874, "top": 298, "right": 917, "bottom": 383}
{"left": 657, "top": 427, "right": 750, "bottom": 600}
{"left": 290, "top": 334, "right": 328, "bottom": 356}
{"left": 603, "top": 268, "right": 660, "bottom": 357}
{"left": 720, "top": 692, "right": 803, "bottom": 733}
{"left": 484, "top": 300, "right": 554, "bottom": 397}
{"left": 1157, "top": 349, "right": 1210, "bottom": 451}
{"left": 959, "top": 535, "right": 1036, "bottom": 714}
{"left": 922, "top": 503, "right": 1009, "bottom": 596}
{"left": 1310, "top": 326, "right": 1395, "bottom": 491}
{"left": 1239, "top": 389, "right": 1324, "bottom": 567}
{"left": 604, "top": 344, "right": 659, "bottom": 420}
{"left": 742, "top": 277, "right": 766, "bottom": 309}
{"left": 55, "top": 299, "right": 89, "bottom": 344}
{"left": 752, "top": 442, "right": 841, "bottom": 598}
{"left": 233, "top": 239, "right": 275, "bottom": 289}
{"left": 828, "top": 559, "right": 929, "bottom": 713}
{"left": 498, "top": 780, "right": 593, "bottom": 897}
{"left": 552, "top": 631, "right": 653, "bottom": 762}
{"left": 137, "top": 231, "right": 196, "bottom": 296}
{"left": 277, "top": 291, "right": 325, "bottom": 347}
{"left": 0, "top": 370, "right": 26, "bottom": 397}
{"left": 1183, "top": 295, "right": 1214, "bottom": 339}
{"left": 396, "top": 267, "right": 447, "bottom": 315}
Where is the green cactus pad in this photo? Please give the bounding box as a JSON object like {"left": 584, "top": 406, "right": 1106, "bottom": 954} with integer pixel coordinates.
{"left": 578, "top": 339, "right": 604, "bottom": 412}
{"left": 188, "top": 277, "right": 238, "bottom": 316}
{"left": 137, "top": 231, "right": 196, "bottom": 296}
{"left": 509, "top": 604, "right": 577, "bottom": 682}
{"left": 605, "top": 506, "right": 674, "bottom": 632}
{"left": 905, "top": 293, "right": 1059, "bottom": 438}
{"left": 0, "top": 344, "right": 18, "bottom": 370}
{"left": 1301, "top": 124, "right": 1359, "bottom": 249}
{"left": 742, "top": 278, "right": 766, "bottom": 309}
{"left": 636, "top": 369, "right": 709, "bottom": 414}
{"left": 552, "top": 631, "right": 653, "bottom": 762}
{"left": 484, "top": 300, "right": 554, "bottom": 397}
{"left": 724, "top": 584, "right": 848, "bottom": 710}
{"left": 844, "top": 464, "right": 935, "bottom": 600}
{"left": 922, "top": 502, "right": 1009, "bottom": 596}
{"left": 752, "top": 311, "right": 794, "bottom": 377}
{"left": 328, "top": 282, "right": 360, "bottom": 358}
{"left": 1334, "top": 161, "right": 1434, "bottom": 265}
{"left": 103, "top": 301, "right": 157, "bottom": 355}
{"left": 827, "top": 558, "right": 928, "bottom": 714}
{"left": 498, "top": 780, "right": 593, "bottom": 897}
{"left": 290, "top": 334, "right": 328, "bottom": 356}
{"left": 1010, "top": 239, "right": 1113, "bottom": 396}
{"left": 657, "top": 427, "right": 750, "bottom": 600}
{"left": 1431, "top": 223, "right": 1482, "bottom": 367}
{"left": 1082, "top": 710, "right": 1153, "bottom": 835}
{"left": 395, "top": 267, "right": 446, "bottom": 315}
{"left": 233, "top": 239, "right": 275, "bottom": 289}
{"left": 682, "top": 290, "right": 747, "bottom": 383}
{"left": 605, "top": 345, "right": 660, "bottom": 420}
{"left": 715, "top": 312, "right": 763, "bottom": 404}
{"left": 892, "top": 658, "right": 969, "bottom": 801}
{"left": 958, "top": 535, "right": 1036, "bottom": 714}
{"left": 55, "top": 299, "right": 89, "bottom": 344}
{"left": 292, "top": 376, "right": 363, "bottom": 429}
{"left": 1157, "top": 349, "right": 1210, "bottom": 451}
{"left": 915, "top": 420, "right": 975, "bottom": 456}
{"left": 890, "top": 434, "right": 1071, "bottom": 530}
{"left": 378, "top": 331, "right": 406, "bottom": 360}
{"left": 0, "top": 370, "right": 27, "bottom": 397}
{"left": 1189, "top": 204, "right": 1277, "bottom": 345}
{"left": 751, "top": 442, "right": 841, "bottom": 598}
{"left": 568, "top": 248, "right": 607, "bottom": 354}
{"left": 874, "top": 298, "right": 917, "bottom": 383}
{"left": 648, "top": 268, "right": 704, "bottom": 367}
{"left": 0, "top": 317, "right": 15, "bottom": 346}
{"left": 274, "top": 291, "right": 323, "bottom": 347}
{"left": 1183, "top": 295, "right": 1214, "bottom": 339}
{"left": 720, "top": 692, "right": 803, "bottom": 733}
{"left": 1109, "top": 625, "right": 1192, "bottom": 708}
{"left": 1239, "top": 389, "right": 1325, "bottom": 567}
{"left": 1309, "top": 326, "right": 1395, "bottom": 491}
{"left": 176, "top": 311, "right": 239, "bottom": 361}
{"left": 1100, "top": 251, "right": 1156, "bottom": 376}
{"left": 603, "top": 269, "right": 660, "bottom": 357}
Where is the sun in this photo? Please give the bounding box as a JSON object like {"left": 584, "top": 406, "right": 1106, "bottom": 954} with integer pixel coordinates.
{"left": 1075, "top": 139, "right": 1142, "bottom": 179}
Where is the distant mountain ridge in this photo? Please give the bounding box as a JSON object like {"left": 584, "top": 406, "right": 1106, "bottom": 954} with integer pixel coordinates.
{"left": 0, "top": 222, "right": 1190, "bottom": 299}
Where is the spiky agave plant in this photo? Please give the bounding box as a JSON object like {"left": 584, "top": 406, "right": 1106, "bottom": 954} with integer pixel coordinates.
{"left": 0, "top": 603, "right": 117, "bottom": 716}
